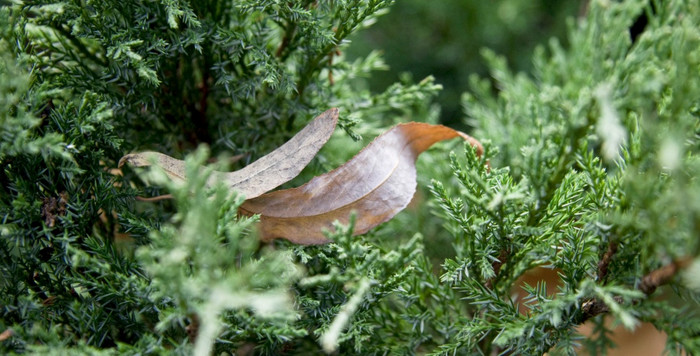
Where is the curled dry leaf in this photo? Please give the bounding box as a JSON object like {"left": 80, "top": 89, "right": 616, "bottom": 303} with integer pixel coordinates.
{"left": 240, "top": 122, "right": 483, "bottom": 244}
{"left": 120, "top": 108, "right": 483, "bottom": 245}
{"left": 119, "top": 108, "right": 339, "bottom": 200}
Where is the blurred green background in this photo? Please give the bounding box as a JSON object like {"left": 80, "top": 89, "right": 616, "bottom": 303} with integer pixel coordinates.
{"left": 346, "top": 0, "right": 583, "bottom": 127}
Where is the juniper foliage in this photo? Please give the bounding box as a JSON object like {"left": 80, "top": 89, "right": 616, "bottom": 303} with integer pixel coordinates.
{"left": 1, "top": 0, "right": 699, "bottom": 355}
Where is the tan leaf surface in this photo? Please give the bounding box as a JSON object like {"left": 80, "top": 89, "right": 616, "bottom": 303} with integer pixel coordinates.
{"left": 119, "top": 108, "right": 339, "bottom": 199}
{"left": 240, "top": 122, "right": 483, "bottom": 244}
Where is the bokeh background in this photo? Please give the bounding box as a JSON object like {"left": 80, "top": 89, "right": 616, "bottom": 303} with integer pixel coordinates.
{"left": 346, "top": 0, "right": 582, "bottom": 126}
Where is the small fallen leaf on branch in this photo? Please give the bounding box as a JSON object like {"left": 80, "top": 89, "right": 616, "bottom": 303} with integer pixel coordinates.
{"left": 240, "top": 121, "right": 482, "bottom": 244}
{"left": 121, "top": 108, "right": 482, "bottom": 245}
{"left": 0, "top": 328, "right": 13, "bottom": 341}
{"left": 119, "top": 108, "right": 339, "bottom": 200}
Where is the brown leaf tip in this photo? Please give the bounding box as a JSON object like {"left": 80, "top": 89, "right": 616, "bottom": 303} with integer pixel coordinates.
{"left": 118, "top": 153, "right": 136, "bottom": 168}
{"left": 118, "top": 151, "right": 162, "bottom": 169}
{"left": 456, "top": 131, "right": 484, "bottom": 157}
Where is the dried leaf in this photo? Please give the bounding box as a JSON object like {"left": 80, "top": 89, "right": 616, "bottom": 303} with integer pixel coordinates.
{"left": 41, "top": 192, "right": 68, "bottom": 227}
{"left": 119, "top": 108, "right": 339, "bottom": 199}
{"left": 240, "top": 122, "right": 483, "bottom": 244}
{"left": 121, "top": 108, "right": 482, "bottom": 245}
{"left": 0, "top": 328, "right": 13, "bottom": 341}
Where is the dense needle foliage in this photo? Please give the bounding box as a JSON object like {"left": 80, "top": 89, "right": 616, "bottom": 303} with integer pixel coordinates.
{"left": 1, "top": 0, "right": 699, "bottom": 355}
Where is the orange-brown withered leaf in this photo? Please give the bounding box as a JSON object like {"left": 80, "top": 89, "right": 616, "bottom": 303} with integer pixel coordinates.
{"left": 119, "top": 108, "right": 339, "bottom": 199}
{"left": 240, "top": 122, "right": 483, "bottom": 244}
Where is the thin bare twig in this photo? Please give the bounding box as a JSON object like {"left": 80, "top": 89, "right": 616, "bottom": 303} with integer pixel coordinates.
{"left": 596, "top": 241, "right": 618, "bottom": 283}
{"left": 485, "top": 249, "right": 509, "bottom": 289}
{"left": 639, "top": 258, "right": 692, "bottom": 295}
{"left": 136, "top": 194, "right": 173, "bottom": 202}
{"left": 580, "top": 257, "right": 692, "bottom": 323}
{"left": 186, "top": 313, "right": 200, "bottom": 343}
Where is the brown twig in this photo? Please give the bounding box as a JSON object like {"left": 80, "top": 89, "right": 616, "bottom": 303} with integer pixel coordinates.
{"left": 189, "top": 72, "right": 211, "bottom": 144}
{"left": 186, "top": 313, "right": 200, "bottom": 343}
{"left": 596, "top": 241, "right": 618, "bottom": 283}
{"left": 136, "top": 194, "right": 173, "bottom": 202}
{"left": 639, "top": 258, "right": 692, "bottom": 295}
{"left": 275, "top": 27, "right": 294, "bottom": 58}
{"left": 485, "top": 249, "right": 509, "bottom": 289}
{"left": 579, "top": 257, "right": 693, "bottom": 323}
{"left": 327, "top": 49, "right": 340, "bottom": 85}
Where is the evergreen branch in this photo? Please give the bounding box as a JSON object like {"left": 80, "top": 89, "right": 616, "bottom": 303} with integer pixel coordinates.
{"left": 3, "top": 0, "right": 699, "bottom": 354}
{"left": 296, "top": 0, "right": 391, "bottom": 98}
{"left": 274, "top": 0, "right": 318, "bottom": 60}
{"left": 527, "top": 123, "right": 589, "bottom": 226}
{"left": 320, "top": 278, "right": 372, "bottom": 353}
{"left": 54, "top": 25, "right": 107, "bottom": 67}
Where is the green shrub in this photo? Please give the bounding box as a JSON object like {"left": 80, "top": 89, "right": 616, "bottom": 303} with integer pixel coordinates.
{"left": 1, "top": 0, "right": 699, "bottom": 355}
